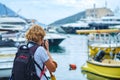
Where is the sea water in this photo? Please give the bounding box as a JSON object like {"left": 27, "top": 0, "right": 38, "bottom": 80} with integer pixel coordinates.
{"left": 50, "top": 34, "right": 88, "bottom": 80}
{"left": 49, "top": 34, "right": 112, "bottom": 80}
{"left": 1, "top": 34, "right": 112, "bottom": 80}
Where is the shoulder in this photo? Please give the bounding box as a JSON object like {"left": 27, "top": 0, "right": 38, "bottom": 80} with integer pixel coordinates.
{"left": 36, "top": 46, "right": 46, "bottom": 52}
{"left": 34, "top": 46, "right": 49, "bottom": 62}
{"left": 35, "top": 46, "right": 47, "bottom": 55}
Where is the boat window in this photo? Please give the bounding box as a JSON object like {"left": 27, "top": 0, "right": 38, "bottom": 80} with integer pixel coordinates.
{"left": 1, "top": 22, "right": 25, "bottom": 24}
{"left": 96, "top": 34, "right": 99, "bottom": 36}
{"left": 101, "top": 34, "right": 104, "bottom": 37}
{"left": 1, "top": 26, "right": 17, "bottom": 28}
{"left": 106, "top": 34, "right": 109, "bottom": 37}
{"left": 116, "top": 19, "right": 120, "bottom": 21}
{"left": 95, "top": 34, "right": 100, "bottom": 40}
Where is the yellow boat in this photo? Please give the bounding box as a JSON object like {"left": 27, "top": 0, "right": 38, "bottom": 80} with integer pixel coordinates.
{"left": 82, "top": 71, "right": 113, "bottom": 80}
{"left": 81, "top": 33, "right": 120, "bottom": 79}
{"left": 88, "top": 33, "right": 120, "bottom": 57}
{"left": 76, "top": 29, "right": 120, "bottom": 34}
{"left": 89, "top": 44, "right": 120, "bottom": 57}
{"left": 82, "top": 59, "right": 120, "bottom": 79}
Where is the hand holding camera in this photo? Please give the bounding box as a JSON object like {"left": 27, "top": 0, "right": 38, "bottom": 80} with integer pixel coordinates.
{"left": 43, "top": 40, "right": 49, "bottom": 51}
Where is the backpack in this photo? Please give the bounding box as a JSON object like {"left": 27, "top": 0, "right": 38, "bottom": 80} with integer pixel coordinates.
{"left": 9, "top": 42, "right": 48, "bottom": 80}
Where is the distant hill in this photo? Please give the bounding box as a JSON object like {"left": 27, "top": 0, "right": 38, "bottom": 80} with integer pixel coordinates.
{"left": 0, "top": 3, "right": 46, "bottom": 27}
{"left": 49, "top": 11, "right": 85, "bottom": 26}
{"left": 0, "top": 3, "right": 18, "bottom": 16}
{"left": 0, "top": 3, "right": 27, "bottom": 19}
{"left": 49, "top": 7, "right": 114, "bottom": 27}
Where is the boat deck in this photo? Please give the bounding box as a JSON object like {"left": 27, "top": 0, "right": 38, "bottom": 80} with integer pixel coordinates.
{"left": 89, "top": 59, "right": 120, "bottom": 67}
{"left": 102, "top": 59, "right": 120, "bottom": 65}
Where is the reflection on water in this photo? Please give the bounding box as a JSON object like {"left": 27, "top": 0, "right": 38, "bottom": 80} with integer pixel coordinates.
{"left": 49, "top": 46, "right": 65, "bottom": 53}
{"left": 82, "top": 71, "right": 117, "bottom": 80}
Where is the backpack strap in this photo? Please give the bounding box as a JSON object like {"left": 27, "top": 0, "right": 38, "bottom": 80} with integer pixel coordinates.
{"left": 34, "top": 61, "right": 48, "bottom": 80}
{"left": 30, "top": 44, "right": 48, "bottom": 80}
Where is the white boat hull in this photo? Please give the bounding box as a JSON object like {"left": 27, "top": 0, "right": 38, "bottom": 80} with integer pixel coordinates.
{"left": 0, "top": 61, "right": 13, "bottom": 77}
{"left": 0, "top": 47, "right": 17, "bottom": 78}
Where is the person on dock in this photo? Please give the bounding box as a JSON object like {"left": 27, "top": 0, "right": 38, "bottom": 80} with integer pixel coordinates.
{"left": 10, "top": 24, "right": 57, "bottom": 80}
{"left": 25, "top": 24, "right": 57, "bottom": 80}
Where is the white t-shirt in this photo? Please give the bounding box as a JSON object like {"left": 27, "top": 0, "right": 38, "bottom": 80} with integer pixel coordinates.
{"left": 34, "top": 46, "right": 49, "bottom": 80}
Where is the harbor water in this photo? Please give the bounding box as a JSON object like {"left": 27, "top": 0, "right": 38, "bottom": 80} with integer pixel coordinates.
{"left": 49, "top": 34, "right": 113, "bottom": 80}
{"left": 1, "top": 34, "right": 113, "bottom": 80}
{"left": 50, "top": 34, "right": 88, "bottom": 80}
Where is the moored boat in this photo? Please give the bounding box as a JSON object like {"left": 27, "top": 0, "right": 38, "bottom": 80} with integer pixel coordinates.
{"left": 88, "top": 15, "right": 120, "bottom": 29}
{"left": 76, "top": 29, "right": 120, "bottom": 34}
{"left": 82, "top": 68, "right": 118, "bottom": 80}
{"left": 0, "top": 47, "right": 17, "bottom": 77}
{"left": 1, "top": 32, "right": 66, "bottom": 46}
{"left": 82, "top": 59, "right": 120, "bottom": 79}
{"left": 45, "top": 33, "right": 66, "bottom": 46}
{"left": 81, "top": 32, "right": 120, "bottom": 79}
{"left": 61, "top": 20, "right": 89, "bottom": 34}
{"left": 88, "top": 33, "right": 120, "bottom": 56}
{"left": 0, "top": 16, "right": 27, "bottom": 31}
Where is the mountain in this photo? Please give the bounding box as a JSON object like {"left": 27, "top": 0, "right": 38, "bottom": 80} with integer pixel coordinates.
{"left": 0, "top": 3, "right": 16, "bottom": 16}
{"left": 49, "top": 7, "right": 114, "bottom": 27}
{"left": 0, "top": 3, "right": 47, "bottom": 28}
{"left": 49, "top": 11, "right": 85, "bottom": 26}
{"left": 0, "top": 2, "right": 31, "bottom": 23}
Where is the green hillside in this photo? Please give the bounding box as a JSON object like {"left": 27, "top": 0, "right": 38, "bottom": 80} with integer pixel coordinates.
{"left": 48, "top": 7, "right": 113, "bottom": 27}
{"left": 49, "top": 11, "right": 85, "bottom": 26}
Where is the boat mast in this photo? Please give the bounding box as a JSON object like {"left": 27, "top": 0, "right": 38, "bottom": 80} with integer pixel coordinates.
{"left": 93, "top": 4, "right": 96, "bottom": 18}
{"left": 105, "top": 0, "right": 107, "bottom": 8}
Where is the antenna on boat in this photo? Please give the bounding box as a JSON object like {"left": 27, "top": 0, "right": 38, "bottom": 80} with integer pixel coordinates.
{"left": 105, "top": 0, "right": 107, "bottom": 8}
{"left": 16, "top": 9, "right": 21, "bottom": 16}
{"left": 93, "top": 4, "right": 96, "bottom": 18}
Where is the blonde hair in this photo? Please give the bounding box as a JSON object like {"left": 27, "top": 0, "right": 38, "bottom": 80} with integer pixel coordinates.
{"left": 25, "top": 24, "right": 46, "bottom": 43}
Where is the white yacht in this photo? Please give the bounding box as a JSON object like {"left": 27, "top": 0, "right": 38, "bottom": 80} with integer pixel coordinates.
{"left": 0, "top": 16, "right": 27, "bottom": 31}
{"left": 89, "top": 15, "right": 120, "bottom": 29}
{"left": 45, "top": 33, "right": 66, "bottom": 46}
{"left": 61, "top": 20, "right": 90, "bottom": 34}
{"left": 0, "top": 47, "right": 17, "bottom": 77}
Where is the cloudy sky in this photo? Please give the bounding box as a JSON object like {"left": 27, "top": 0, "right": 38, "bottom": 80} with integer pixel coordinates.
{"left": 0, "top": 0, "right": 120, "bottom": 24}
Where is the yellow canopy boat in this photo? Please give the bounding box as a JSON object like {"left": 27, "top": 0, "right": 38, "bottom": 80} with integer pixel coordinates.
{"left": 82, "top": 59, "right": 120, "bottom": 79}
{"left": 82, "top": 70, "right": 115, "bottom": 80}
{"left": 81, "top": 33, "right": 120, "bottom": 79}
{"left": 88, "top": 33, "right": 120, "bottom": 56}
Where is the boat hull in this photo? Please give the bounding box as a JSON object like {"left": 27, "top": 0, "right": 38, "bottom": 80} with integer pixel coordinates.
{"left": 81, "top": 60, "right": 120, "bottom": 79}
{"left": 48, "top": 38, "right": 65, "bottom": 46}
{"left": 61, "top": 26, "right": 89, "bottom": 34}
{"left": 0, "top": 47, "right": 16, "bottom": 78}
{"left": 0, "top": 63, "right": 12, "bottom": 77}
{"left": 82, "top": 71, "right": 113, "bottom": 80}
